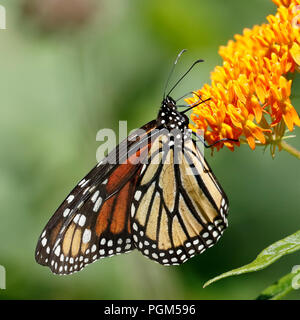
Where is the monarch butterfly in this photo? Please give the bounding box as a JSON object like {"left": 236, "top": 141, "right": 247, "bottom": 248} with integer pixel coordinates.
{"left": 35, "top": 50, "right": 235, "bottom": 274}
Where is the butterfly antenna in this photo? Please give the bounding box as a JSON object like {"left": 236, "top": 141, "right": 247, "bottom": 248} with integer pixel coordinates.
{"left": 163, "top": 49, "right": 187, "bottom": 100}
{"left": 176, "top": 91, "right": 194, "bottom": 103}
{"left": 181, "top": 98, "right": 211, "bottom": 114}
{"left": 167, "top": 58, "right": 204, "bottom": 98}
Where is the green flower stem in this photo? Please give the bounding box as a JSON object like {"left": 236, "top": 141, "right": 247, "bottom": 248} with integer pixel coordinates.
{"left": 280, "top": 140, "right": 300, "bottom": 160}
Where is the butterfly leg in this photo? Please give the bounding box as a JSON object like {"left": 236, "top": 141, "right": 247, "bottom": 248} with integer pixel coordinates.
{"left": 192, "top": 130, "right": 238, "bottom": 148}
{"left": 203, "top": 138, "right": 239, "bottom": 148}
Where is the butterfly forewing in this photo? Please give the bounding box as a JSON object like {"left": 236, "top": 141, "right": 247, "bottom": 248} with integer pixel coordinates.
{"left": 35, "top": 121, "right": 156, "bottom": 274}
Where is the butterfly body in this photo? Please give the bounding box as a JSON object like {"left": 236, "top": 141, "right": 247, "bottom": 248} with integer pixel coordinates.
{"left": 35, "top": 90, "right": 229, "bottom": 274}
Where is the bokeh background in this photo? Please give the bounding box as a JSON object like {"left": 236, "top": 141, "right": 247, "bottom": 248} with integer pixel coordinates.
{"left": 1, "top": 0, "right": 300, "bottom": 299}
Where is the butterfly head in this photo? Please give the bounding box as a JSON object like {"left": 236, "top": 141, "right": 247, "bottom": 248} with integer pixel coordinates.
{"left": 157, "top": 95, "right": 189, "bottom": 133}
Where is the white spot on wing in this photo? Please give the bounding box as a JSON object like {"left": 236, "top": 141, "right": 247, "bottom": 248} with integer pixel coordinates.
{"left": 131, "top": 203, "right": 135, "bottom": 217}
{"left": 73, "top": 214, "right": 80, "bottom": 224}
{"left": 67, "top": 195, "right": 74, "bottom": 203}
{"left": 78, "top": 215, "right": 86, "bottom": 227}
{"left": 107, "top": 240, "right": 113, "bottom": 247}
{"left": 152, "top": 253, "right": 158, "bottom": 259}
{"left": 93, "top": 197, "right": 102, "bottom": 212}
{"left": 78, "top": 179, "right": 86, "bottom": 186}
{"left": 91, "top": 190, "right": 100, "bottom": 203}
{"left": 41, "top": 238, "right": 47, "bottom": 247}
{"left": 82, "top": 229, "right": 91, "bottom": 244}
{"left": 54, "top": 245, "right": 60, "bottom": 256}
{"left": 134, "top": 190, "right": 142, "bottom": 201}
{"left": 81, "top": 179, "right": 90, "bottom": 188}
{"left": 63, "top": 208, "right": 70, "bottom": 217}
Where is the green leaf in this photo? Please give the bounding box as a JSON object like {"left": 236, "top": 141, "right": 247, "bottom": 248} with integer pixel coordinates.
{"left": 204, "top": 230, "right": 300, "bottom": 288}
{"left": 256, "top": 268, "right": 300, "bottom": 300}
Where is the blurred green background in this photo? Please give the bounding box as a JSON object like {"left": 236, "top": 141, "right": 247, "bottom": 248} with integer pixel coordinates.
{"left": 1, "top": 0, "right": 300, "bottom": 300}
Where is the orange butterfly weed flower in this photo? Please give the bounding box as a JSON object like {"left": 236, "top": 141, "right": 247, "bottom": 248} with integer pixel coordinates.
{"left": 187, "top": 0, "right": 300, "bottom": 156}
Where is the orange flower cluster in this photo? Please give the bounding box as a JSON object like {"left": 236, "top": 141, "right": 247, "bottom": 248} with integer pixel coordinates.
{"left": 187, "top": 0, "right": 300, "bottom": 152}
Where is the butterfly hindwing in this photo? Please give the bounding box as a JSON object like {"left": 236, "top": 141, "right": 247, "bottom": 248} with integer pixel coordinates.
{"left": 130, "top": 134, "right": 229, "bottom": 265}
